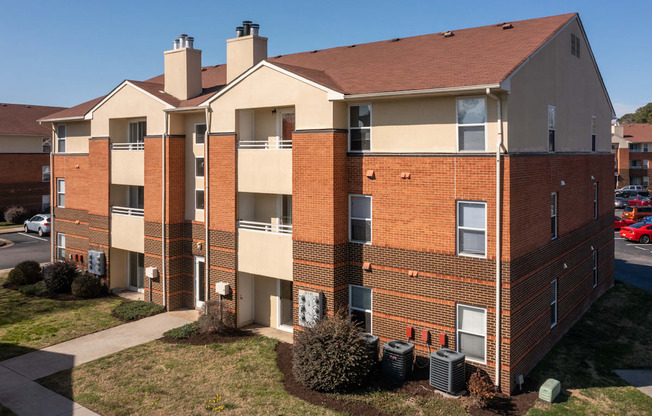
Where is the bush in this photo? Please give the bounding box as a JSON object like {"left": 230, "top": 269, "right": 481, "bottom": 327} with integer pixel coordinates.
{"left": 18, "top": 281, "right": 49, "bottom": 297}
{"left": 292, "top": 309, "right": 374, "bottom": 392}
{"left": 198, "top": 300, "right": 233, "bottom": 334}
{"left": 114, "top": 301, "right": 164, "bottom": 321}
{"left": 43, "top": 261, "right": 78, "bottom": 293}
{"left": 3, "top": 206, "right": 29, "bottom": 224}
{"left": 7, "top": 260, "right": 42, "bottom": 286}
{"left": 468, "top": 369, "right": 496, "bottom": 409}
{"left": 164, "top": 322, "right": 200, "bottom": 339}
{"left": 71, "top": 273, "right": 104, "bottom": 298}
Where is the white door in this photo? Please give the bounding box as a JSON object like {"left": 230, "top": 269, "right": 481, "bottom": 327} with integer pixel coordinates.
{"left": 238, "top": 274, "right": 253, "bottom": 326}
{"left": 194, "top": 256, "right": 206, "bottom": 308}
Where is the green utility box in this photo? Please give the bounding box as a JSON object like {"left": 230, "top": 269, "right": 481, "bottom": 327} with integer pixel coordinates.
{"left": 539, "top": 378, "right": 561, "bottom": 403}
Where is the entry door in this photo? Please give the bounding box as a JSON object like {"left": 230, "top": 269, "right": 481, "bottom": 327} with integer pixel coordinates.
{"left": 128, "top": 252, "right": 144, "bottom": 292}
{"left": 194, "top": 256, "right": 205, "bottom": 308}
{"left": 277, "top": 280, "right": 293, "bottom": 332}
{"left": 238, "top": 274, "right": 254, "bottom": 326}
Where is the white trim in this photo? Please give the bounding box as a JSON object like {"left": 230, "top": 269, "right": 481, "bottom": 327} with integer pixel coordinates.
{"left": 593, "top": 182, "right": 598, "bottom": 220}
{"left": 195, "top": 189, "right": 205, "bottom": 211}
{"left": 348, "top": 103, "right": 372, "bottom": 153}
{"left": 344, "top": 84, "right": 502, "bottom": 100}
{"left": 349, "top": 285, "right": 373, "bottom": 333}
{"left": 349, "top": 194, "right": 372, "bottom": 244}
{"left": 42, "top": 137, "right": 51, "bottom": 153}
{"left": 56, "top": 124, "right": 66, "bottom": 153}
{"left": 592, "top": 251, "right": 598, "bottom": 288}
{"left": 56, "top": 232, "right": 66, "bottom": 261}
{"left": 194, "top": 123, "right": 207, "bottom": 145}
{"left": 39, "top": 116, "right": 85, "bottom": 123}
{"left": 551, "top": 192, "right": 558, "bottom": 240}
{"left": 547, "top": 105, "right": 556, "bottom": 153}
{"left": 456, "top": 303, "right": 487, "bottom": 364}
{"left": 456, "top": 96, "right": 488, "bottom": 152}
{"left": 195, "top": 156, "right": 205, "bottom": 177}
{"left": 56, "top": 178, "right": 65, "bottom": 208}
{"left": 456, "top": 200, "right": 487, "bottom": 258}
{"left": 194, "top": 256, "right": 206, "bottom": 308}
{"left": 550, "top": 279, "right": 558, "bottom": 328}
{"left": 84, "top": 80, "right": 175, "bottom": 120}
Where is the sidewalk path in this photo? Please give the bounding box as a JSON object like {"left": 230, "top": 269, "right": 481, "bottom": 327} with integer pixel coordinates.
{"left": 615, "top": 369, "right": 652, "bottom": 398}
{"left": 0, "top": 312, "right": 191, "bottom": 415}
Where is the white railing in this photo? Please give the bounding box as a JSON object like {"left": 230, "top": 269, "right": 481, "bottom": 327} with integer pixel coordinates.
{"left": 111, "top": 142, "right": 144, "bottom": 151}
{"left": 237, "top": 139, "right": 292, "bottom": 150}
{"left": 238, "top": 220, "right": 292, "bottom": 234}
{"left": 111, "top": 206, "right": 145, "bottom": 217}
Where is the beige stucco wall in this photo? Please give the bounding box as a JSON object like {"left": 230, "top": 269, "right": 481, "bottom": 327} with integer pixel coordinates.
{"left": 164, "top": 48, "right": 202, "bottom": 101}
{"left": 506, "top": 19, "right": 613, "bottom": 153}
{"left": 226, "top": 35, "right": 267, "bottom": 84}
{"left": 237, "top": 229, "right": 292, "bottom": 280}
{"left": 0, "top": 135, "right": 48, "bottom": 153}
{"left": 111, "top": 150, "right": 144, "bottom": 185}
{"left": 109, "top": 248, "right": 128, "bottom": 290}
{"left": 237, "top": 150, "right": 292, "bottom": 194}
{"left": 111, "top": 213, "right": 144, "bottom": 252}
{"left": 54, "top": 121, "right": 91, "bottom": 154}
{"left": 253, "top": 274, "right": 278, "bottom": 327}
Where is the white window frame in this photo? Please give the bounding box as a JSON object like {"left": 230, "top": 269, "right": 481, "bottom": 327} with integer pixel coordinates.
{"left": 591, "top": 116, "right": 597, "bottom": 152}
{"left": 57, "top": 233, "right": 66, "bottom": 261}
{"left": 42, "top": 166, "right": 50, "bottom": 183}
{"left": 349, "top": 194, "right": 372, "bottom": 244}
{"left": 456, "top": 304, "right": 487, "bottom": 364}
{"left": 42, "top": 137, "right": 51, "bottom": 153}
{"left": 592, "top": 251, "right": 598, "bottom": 288}
{"left": 57, "top": 125, "right": 66, "bottom": 153}
{"left": 349, "top": 285, "right": 373, "bottom": 333}
{"left": 456, "top": 201, "right": 487, "bottom": 258}
{"left": 456, "top": 96, "right": 488, "bottom": 152}
{"left": 57, "top": 178, "right": 65, "bottom": 208}
{"left": 551, "top": 192, "right": 558, "bottom": 240}
{"left": 194, "top": 123, "right": 207, "bottom": 145}
{"left": 548, "top": 106, "right": 556, "bottom": 152}
{"left": 195, "top": 189, "right": 204, "bottom": 211}
{"left": 127, "top": 120, "right": 146, "bottom": 143}
{"left": 550, "top": 279, "right": 558, "bottom": 328}
{"left": 348, "top": 104, "right": 372, "bottom": 153}
{"left": 593, "top": 183, "right": 598, "bottom": 220}
{"left": 195, "top": 156, "right": 204, "bottom": 177}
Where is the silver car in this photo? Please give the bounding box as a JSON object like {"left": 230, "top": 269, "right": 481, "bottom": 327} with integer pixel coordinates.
{"left": 23, "top": 214, "right": 51, "bottom": 236}
{"left": 615, "top": 197, "right": 628, "bottom": 209}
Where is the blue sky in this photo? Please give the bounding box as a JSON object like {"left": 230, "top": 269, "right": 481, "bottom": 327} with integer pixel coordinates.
{"left": 1, "top": 0, "right": 650, "bottom": 117}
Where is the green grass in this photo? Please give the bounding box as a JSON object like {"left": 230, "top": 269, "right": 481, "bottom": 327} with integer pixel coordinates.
{"left": 0, "top": 275, "right": 128, "bottom": 360}
{"left": 113, "top": 300, "right": 164, "bottom": 321}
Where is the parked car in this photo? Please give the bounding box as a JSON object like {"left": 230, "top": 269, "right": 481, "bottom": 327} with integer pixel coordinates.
{"left": 640, "top": 216, "right": 652, "bottom": 224}
{"left": 616, "top": 191, "right": 637, "bottom": 199}
{"left": 614, "top": 216, "right": 635, "bottom": 230}
{"left": 617, "top": 185, "right": 645, "bottom": 193}
{"left": 626, "top": 195, "right": 651, "bottom": 206}
{"left": 620, "top": 222, "right": 652, "bottom": 244}
{"left": 615, "top": 197, "right": 628, "bottom": 208}
{"left": 637, "top": 191, "right": 650, "bottom": 198}
{"left": 23, "top": 214, "right": 50, "bottom": 236}
{"left": 622, "top": 206, "right": 652, "bottom": 221}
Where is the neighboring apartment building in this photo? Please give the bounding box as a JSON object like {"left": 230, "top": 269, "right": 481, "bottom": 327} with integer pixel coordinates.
{"left": 0, "top": 103, "right": 65, "bottom": 216}
{"left": 40, "top": 13, "right": 614, "bottom": 393}
{"left": 612, "top": 123, "right": 652, "bottom": 188}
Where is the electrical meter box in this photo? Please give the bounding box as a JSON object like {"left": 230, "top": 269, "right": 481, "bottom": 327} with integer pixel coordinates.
{"left": 298, "top": 290, "right": 323, "bottom": 327}
{"left": 539, "top": 378, "right": 561, "bottom": 403}
{"left": 215, "top": 282, "right": 231, "bottom": 296}
{"left": 87, "top": 250, "right": 106, "bottom": 276}
{"left": 145, "top": 267, "right": 158, "bottom": 279}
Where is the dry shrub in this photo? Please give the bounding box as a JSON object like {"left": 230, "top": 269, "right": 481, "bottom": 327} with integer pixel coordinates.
{"left": 198, "top": 299, "right": 233, "bottom": 334}
{"left": 468, "top": 368, "right": 496, "bottom": 409}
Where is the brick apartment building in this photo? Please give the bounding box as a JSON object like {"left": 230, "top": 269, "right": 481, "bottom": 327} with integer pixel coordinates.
{"left": 0, "top": 103, "right": 65, "bottom": 216}
{"left": 612, "top": 123, "right": 652, "bottom": 188}
{"left": 40, "top": 13, "right": 614, "bottom": 392}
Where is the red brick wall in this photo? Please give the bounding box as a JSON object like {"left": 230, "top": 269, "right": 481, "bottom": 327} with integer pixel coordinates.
{"left": 208, "top": 134, "right": 236, "bottom": 232}
{"left": 0, "top": 153, "right": 50, "bottom": 214}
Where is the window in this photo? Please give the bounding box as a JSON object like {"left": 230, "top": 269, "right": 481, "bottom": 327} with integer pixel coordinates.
{"left": 195, "top": 189, "right": 204, "bottom": 210}
{"left": 349, "top": 105, "right": 371, "bottom": 151}
{"left": 551, "top": 192, "right": 558, "bottom": 239}
{"left": 42, "top": 138, "right": 51, "bottom": 153}
{"left": 57, "top": 179, "right": 65, "bottom": 207}
{"left": 456, "top": 304, "right": 486, "bottom": 363}
{"left": 593, "top": 183, "right": 598, "bottom": 220}
{"left": 548, "top": 106, "right": 556, "bottom": 152}
{"left": 128, "top": 186, "right": 144, "bottom": 209}
{"left": 281, "top": 195, "right": 292, "bottom": 226}
{"left": 644, "top": 176, "right": 650, "bottom": 187}
{"left": 41, "top": 195, "right": 50, "bottom": 212}
{"left": 128, "top": 121, "right": 146, "bottom": 143}
{"left": 57, "top": 125, "right": 66, "bottom": 153}
{"left": 591, "top": 117, "right": 597, "bottom": 152}
{"left": 644, "top": 160, "right": 649, "bottom": 169}
{"left": 349, "top": 195, "right": 371, "bottom": 243}
{"left": 42, "top": 166, "right": 50, "bottom": 182}
{"left": 195, "top": 124, "right": 207, "bottom": 144}
{"left": 349, "top": 285, "right": 372, "bottom": 333}
{"left": 457, "top": 97, "right": 486, "bottom": 151}
{"left": 457, "top": 201, "right": 486, "bottom": 257}
{"left": 57, "top": 233, "right": 66, "bottom": 261}
{"left": 571, "top": 33, "right": 580, "bottom": 58}
{"left": 645, "top": 143, "right": 650, "bottom": 152}
{"left": 592, "top": 251, "right": 598, "bottom": 288}
{"left": 550, "top": 280, "right": 558, "bottom": 328}
{"left": 195, "top": 157, "right": 204, "bottom": 177}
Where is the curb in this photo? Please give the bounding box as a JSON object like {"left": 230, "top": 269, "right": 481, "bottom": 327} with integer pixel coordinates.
{"left": 0, "top": 227, "right": 22, "bottom": 235}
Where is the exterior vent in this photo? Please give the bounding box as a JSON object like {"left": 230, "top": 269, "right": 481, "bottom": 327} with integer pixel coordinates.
{"left": 502, "top": 23, "right": 513, "bottom": 30}
{"left": 359, "top": 332, "right": 379, "bottom": 367}
{"left": 392, "top": 38, "right": 401, "bottom": 42}
{"left": 429, "top": 348, "right": 465, "bottom": 394}
{"left": 382, "top": 340, "right": 414, "bottom": 383}
{"left": 442, "top": 31, "right": 454, "bottom": 37}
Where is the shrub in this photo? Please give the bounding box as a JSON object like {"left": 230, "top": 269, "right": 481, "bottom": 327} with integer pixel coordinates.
{"left": 43, "top": 261, "right": 78, "bottom": 293}
{"left": 8, "top": 261, "right": 42, "bottom": 286}
{"left": 468, "top": 369, "right": 496, "bottom": 409}
{"left": 292, "top": 309, "right": 373, "bottom": 392}
{"left": 7, "top": 268, "right": 26, "bottom": 286}
{"left": 198, "top": 300, "right": 233, "bottom": 334}
{"left": 164, "top": 322, "right": 200, "bottom": 339}
{"left": 18, "top": 281, "right": 49, "bottom": 297}
{"left": 3, "top": 206, "right": 29, "bottom": 224}
{"left": 114, "top": 301, "right": 164, "bottom": 321}
{"left": 71, "top": 273, "right": 104, "bottom": 298}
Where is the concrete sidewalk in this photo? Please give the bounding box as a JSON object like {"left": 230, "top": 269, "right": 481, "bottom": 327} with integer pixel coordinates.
{"left": 0, "top": 227, "right": 22, "bottom": 235}
{"left": 0, "top": 312, "right": 191, "bottom": 415}
{"left": 615, "top": 369, "right": 652, "bottom": 398}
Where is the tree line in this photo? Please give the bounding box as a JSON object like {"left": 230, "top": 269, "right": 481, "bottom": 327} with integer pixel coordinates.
{"left": 618, "top": 102, "right": 652, "bottom": 124}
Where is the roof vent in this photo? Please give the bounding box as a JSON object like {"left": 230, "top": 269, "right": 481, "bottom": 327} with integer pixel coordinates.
{"left": 311, "top": 50, "right": 318, "bottom": 53}
{"left": 502, "top": 23, "right": 513, "bottom": 30}
{"left": 349, "top": 44, "right": 356, "bottom": 48}
{"left": 201, "top": 67, "right": 207, "bottom": 71}
{"left": 392, "top": 38, "right": 401, "bottom": 42}
{"left": 172, "top": 34, "right": 194, "bottom": 50}
{"left": 235, "top": 20, "right": 261, "bottom": 37}
{"left": 442, "top": 31, "right": 454, "bottom": 37}
{"left": 25, "top": 105, "right": 31, "bottom": 108}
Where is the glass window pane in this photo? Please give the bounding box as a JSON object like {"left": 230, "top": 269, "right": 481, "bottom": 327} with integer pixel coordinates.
{"left": 459, "top": 203, "right": 485, "bottom": 229}
{"left": 459, "top": 126, "right": 485, "bottom": 151}
{"left": 350, "top": 105, "right": 371, "bottom": 128}
{"left": 459, "top": 229, "right": 485, "bottom": 255}
{"left": 457, "top": 98, "right": 486, "bottom": 124}
{"left": 196, "top": 158, "right": 204, "bottom": 177}
{"left": 351, "top": 286, "right": 371, "bottom": 310}
{"left": 57, "top": 125, "right": 66, "bottom": 138}
{"left": 350, "top": 309, "right": 371, "bottom": 332}
{"left": 196, "top": 190, "right": 204, "bottom": 210}
{"left": 350, "top": 129, "right": 370, "bottom": 151}
{"left": 459, "top": 332, "right": 484, "bottom": 361}
{"left": 550, "top": 305, "right": 557, "bottom": 325}
{"left": 351, "top": 219, "right": 371, "bottom": 242}
{"left": 351, "top": 196, "right": 371, "bottom": 219}
{"left": 196, "top": 124, "right": 206, "bottom": 143}
{"left": 458, "top": 306, "right": 485, "bottom": 334}
{"left": 548, "top": 107, "right": 556, "bottom": 129}
{"left": 548, "top": 130, "right": 556, "bottom": 151}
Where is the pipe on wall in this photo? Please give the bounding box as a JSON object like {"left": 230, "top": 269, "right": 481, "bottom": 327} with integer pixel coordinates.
{"left": 204, "top": 107, "right": 212, "bottom": 307}
{"left": 161, "top": 112, "right": 169, "bottom": 309}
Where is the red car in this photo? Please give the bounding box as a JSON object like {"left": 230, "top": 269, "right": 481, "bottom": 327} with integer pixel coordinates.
{"left": 615, "top": 216, "right": 635, "bottom": 230}
{"left": 620, "top": 223, "right": 652, "bottom": 244}
{"left": 627, "top": 195, "right": 652, "bottom": 206}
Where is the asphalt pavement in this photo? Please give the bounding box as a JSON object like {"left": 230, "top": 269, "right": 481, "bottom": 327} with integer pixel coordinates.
{"left": 614, "top": 208, "right": 652, "bottom": 292}
{"left": 0, "top": 232, "right": 51, "bottom": 270}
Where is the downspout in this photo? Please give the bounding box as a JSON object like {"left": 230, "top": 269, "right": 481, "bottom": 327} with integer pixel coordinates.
{"left": 204, "top": 107, "right": 212, "bottom": 306}
{"left": 161, "top": 112, "right": 169, "bottom": 309}
{"left": 486, "top": 88, "right": 503, "bottom": 389}
{"left": 45, "top": 122, "right": 55, "bottom": 263}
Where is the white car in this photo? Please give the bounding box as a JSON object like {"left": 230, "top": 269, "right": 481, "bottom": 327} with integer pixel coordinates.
{"left": 617, "top": 185, "right": 644, "bottom": 193}
{"left": 23, "top": 214, "right": 51, "bottom": 236}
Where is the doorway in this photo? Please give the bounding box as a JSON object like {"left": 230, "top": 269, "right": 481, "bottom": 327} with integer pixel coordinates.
{"left": 194, "top": 256, "right": 206, "bottom": 308}
{"left": 238, "top": 273, "right": 254, "bottom": 326}
{"left": 277, "top": 280, "right": 293, "bottom": 332}
{"left": 127, "top": 252, "right": 144, "bottom": 292}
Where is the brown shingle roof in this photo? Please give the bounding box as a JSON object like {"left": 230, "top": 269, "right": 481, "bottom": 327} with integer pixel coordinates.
{"left": 38, "top": 96, "right": 105, "bottom": 122}
{"left": 623, "top": 124, "right": 652, "bottom": 143}
{"left": 0, "top": 103, "right": 67, "bottom": 135}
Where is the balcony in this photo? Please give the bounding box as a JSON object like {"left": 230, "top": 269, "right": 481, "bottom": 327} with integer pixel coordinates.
{"left": 237, "top": 222, "right": 293, "bottom": 281}
{"left": 111, "top": 206, "right": 144, "bottom": 252}
{"left": 111, "top": 144, "right": 144, "bottom": 186}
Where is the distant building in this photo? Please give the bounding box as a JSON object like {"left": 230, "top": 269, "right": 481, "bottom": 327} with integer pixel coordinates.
{"left": 612, "top": 123, "right": 652, "bottom": 188}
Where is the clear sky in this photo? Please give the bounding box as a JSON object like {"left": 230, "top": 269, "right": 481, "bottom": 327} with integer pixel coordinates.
{"left": 1, "top": 0, "right": 650, "bottom": 117}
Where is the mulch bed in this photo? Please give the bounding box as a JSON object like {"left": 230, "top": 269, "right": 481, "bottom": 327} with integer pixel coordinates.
{"left": 276, "top": 342, "right": 539, "bottom": 416}
{"left": 161, "top": 327, "right": 254, "bottom": 345}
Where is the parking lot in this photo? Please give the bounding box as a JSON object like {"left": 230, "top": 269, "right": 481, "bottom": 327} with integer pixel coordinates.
{"left": 614, "top": 208, "right": 652, "bottom": 292}
{"left": 0, "top": 232, "right": 51, "bottom": 270}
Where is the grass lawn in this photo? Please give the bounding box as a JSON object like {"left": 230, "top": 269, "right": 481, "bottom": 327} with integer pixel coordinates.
{"left": 0, "top": 274, "right": 128, "bottom": 361}
{"left": 0, "top": 222, "right": 20, "bottom": 231}
{"left": 40, "top": 336, "right": 341, "bottom": 416}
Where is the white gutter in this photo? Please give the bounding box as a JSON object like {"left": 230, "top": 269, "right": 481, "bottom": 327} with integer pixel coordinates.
{"left": 486, "top": 87, "right": 503, "bottom": 389}
{"left": 38, "top": 116, "right": 85, "bottom": 123}
{"left": 164, "top": 106, "right": 207, "bottom": 113}
{"left": 204, "top": 107, "right": 212, "bottom": 305}
{"left": 161, "top": 112, "right": 168, "bottom": 309}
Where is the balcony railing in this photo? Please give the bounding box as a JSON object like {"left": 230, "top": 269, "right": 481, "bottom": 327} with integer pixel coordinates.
{"left": 111, "top": 206, "right": 144, "bottom": 217}
{"left": 111, "top": 142, "right": 144, "bottom": 151}
{"left": 237, "top": 220, "right": 292, "bottom": 234}
{"left": 238, "top": 139, "right": 292, "bottom": 150}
